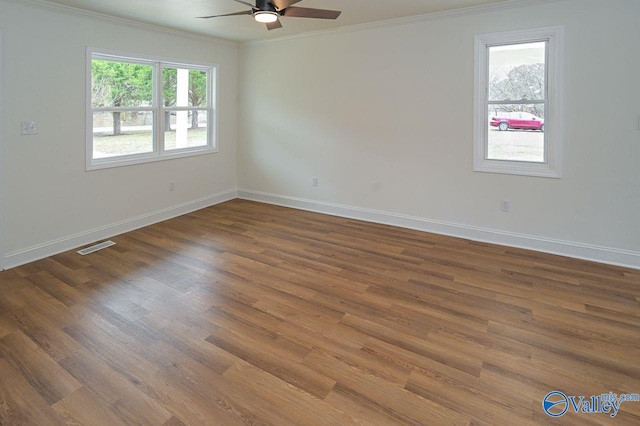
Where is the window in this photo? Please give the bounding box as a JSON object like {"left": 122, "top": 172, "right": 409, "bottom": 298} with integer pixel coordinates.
{"left": 474, "top": 27, "right": 563, "bottom": 178}
{"left": 87, "top": 48, "right": 217, "bottom": 170}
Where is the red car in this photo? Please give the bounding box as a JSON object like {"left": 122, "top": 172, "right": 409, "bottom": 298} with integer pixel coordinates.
{"left": 490, "top": 112, "right": 544, "bottom": 131}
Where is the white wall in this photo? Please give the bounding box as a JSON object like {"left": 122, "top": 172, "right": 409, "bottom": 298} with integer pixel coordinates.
{"left": 238, "top": 0, "right": 640, "bottom": 268}
{"left": 1, "top": 0, "right": 639, "bottom": 270}
{"left": 0, "top": 1, "right": 238, "bottom": 268}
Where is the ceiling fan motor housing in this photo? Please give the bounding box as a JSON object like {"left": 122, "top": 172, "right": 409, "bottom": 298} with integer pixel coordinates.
{"left": 197, "top": 0, "right": 341, "bottom": 30}
{"left": 257, "top": 0, "right": 277, "bottom": 12}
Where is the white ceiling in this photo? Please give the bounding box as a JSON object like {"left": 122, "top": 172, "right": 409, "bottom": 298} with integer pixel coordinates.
{"left": 33, "top": 0, "right": 516, "bottom": 43}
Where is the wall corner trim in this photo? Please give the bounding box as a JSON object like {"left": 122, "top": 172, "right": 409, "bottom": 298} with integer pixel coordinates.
{"left": 237, "top": 189, "right": 640, "bottom": 271}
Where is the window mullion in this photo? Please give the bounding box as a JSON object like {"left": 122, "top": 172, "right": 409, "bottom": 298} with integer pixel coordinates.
{"left": 165, "top": 107, "right": 209, "bottom": 111}
{"left": 155, "top": 62, "right": 163, "bottom": 155}
{"left": 488, "top": 100, "right": 545, "bottom": 105}
{"left": 92, "top": 107, "right": 155, "bottom": 112}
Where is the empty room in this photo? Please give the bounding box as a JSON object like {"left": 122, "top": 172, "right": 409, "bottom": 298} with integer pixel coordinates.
{"left": 0, "top": 0, "right": 639, "bottom": 424}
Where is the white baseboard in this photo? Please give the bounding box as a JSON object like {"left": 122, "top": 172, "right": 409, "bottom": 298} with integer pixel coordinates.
{"left": 237, "top": 189, "right": 640, "bottom": 271}
{"left": 5, "top": 188, "right": 639, "bottom": 271}
{"left": 2, "top": 189, "right": 237, "bottom": 270}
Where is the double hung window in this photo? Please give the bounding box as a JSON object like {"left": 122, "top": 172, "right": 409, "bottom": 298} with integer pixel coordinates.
{"left": 474, "top": 27, "right": 563, "bottom": 178}
{"left": 87, "top": 48, "right": 217, "bottom": 170}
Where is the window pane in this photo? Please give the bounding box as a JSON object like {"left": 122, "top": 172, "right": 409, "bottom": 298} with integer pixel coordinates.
{"left": 489, "top": 42, "right": 545, "bottom": 102}
{"left": 164, "top": 110, "right": 208, "bottom": 151}
{"left": 488, "top": 104, "right": 545, "bottom": 162}
{"left": 91, "top": 60, "right": 153, "bottom": 108}
{"left": 92, "top": 111, "right": 154, "bottom": 159}
{"left": 163, "top": 68, "right": 208, "bottom": 107}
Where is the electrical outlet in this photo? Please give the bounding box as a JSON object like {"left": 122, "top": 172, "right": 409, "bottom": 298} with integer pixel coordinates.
{"left": 501, "top": 200, "right": 511, "bottom": 212}
{"left": 312, "top": 177, "right": 319, "bottom": 187}
{"left": 169, "top": 182, "right": 175, "bottom": 192}
{"left": 21, "top": 121, "right": 38, "bottom": 135}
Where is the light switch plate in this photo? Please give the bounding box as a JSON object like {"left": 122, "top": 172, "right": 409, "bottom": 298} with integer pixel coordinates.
{"left": 21, "top": 121, "right": 38, "bottom": 135}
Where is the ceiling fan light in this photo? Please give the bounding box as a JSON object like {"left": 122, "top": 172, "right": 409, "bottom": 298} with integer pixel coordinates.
{"left": 254, "top": 11, "right": 278, "bottom": 23}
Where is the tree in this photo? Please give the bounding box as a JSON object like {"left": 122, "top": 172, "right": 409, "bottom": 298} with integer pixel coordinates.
{"left": 489, "top": 63, "right": 545, "bottom": 118}
{"left": 163, "top": 68, "right": 177, "bottom": 132}
{"left": 92, "top": 63, "right": 207, "bottom": 135}
{"left": 163, "top": 68, "right": 208, "bottom": 130}
{"left": 91, "top": 60, "right": 152, "bottom": 136}
{"left": 188, "top": 70, "right": 207, "bottom": 129}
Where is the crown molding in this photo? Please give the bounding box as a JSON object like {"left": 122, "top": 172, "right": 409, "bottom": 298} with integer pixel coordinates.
{"left": 242, "top": 0, "right": 565, "bottom": 46}
{"left": 2, "top": 0, "right": 566, "bottom": 47}
{"left": 0, "top": 0, "right": 238, "bottom": 47}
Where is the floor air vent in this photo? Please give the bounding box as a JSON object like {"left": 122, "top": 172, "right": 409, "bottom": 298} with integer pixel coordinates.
{"left": 77, "top": 240, "right": 115, "bottom": 255}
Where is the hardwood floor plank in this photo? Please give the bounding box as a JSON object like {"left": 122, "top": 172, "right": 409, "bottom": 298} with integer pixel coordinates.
{"left": 58, "top": 351, "right": 127, "bottom": 406}
{"left": 361, "top": 338, "right": 481, "bottom": 386}
{"left": 162, "top": 416, "right": 190, "bottom": 426}
{"left": 63, "top": 310, "right": 162, "bottom": 387}
{"left": 208, "top": 292, "right": 285, "bottom": 332}
{"left": 205, "top": 326, "right": 336, "bottom": 399}
{"left": 52, "top": 387, "right": 127, "bottom": 426}
{"left": 223, "top": 360, "right": 357, "bottom": 426}
{"left": 139, "top": 362, "right": 252, "bottom": 425}
{"left": 405, "top": 369, "right": 538, "bottom": 426}
{"left": 4, "top": 304, "right": 84, "bottom": 362}
{"left": 425, "top": 326, "right": 532, "bottom": 367}
{"left": 31, "top": 257, "right": 92, "bottom": 288}
{"left": 49, "top": 251, "right": 92, "bottom": 271}
{"left": 303, "top": 348, "right": 471, "bottom": 425}
{"left": 532, "top": 303, "right": 640, "bottom": 346}
{"left": 0, "top": 330, "right": 82, "bottom": 406}
{"left": 25, "top": 271, "right": 88, "bottom": 308}
{"left": 217, "top": 251, "right": 319, "bottom": 300}
{"left": 139, "top": 316, "right": 237, "bottom": 376}
{"left": 0, "top": 358, "right": 65, "bottom": 426}
{"left": 324, "top": 383, "right": 418, "bottom": 426}
{"left": 341, "top": 313, "right": 483, "bottom": 377}
{"left": 489, "top": 320, "right": 640, "bottom": 381}
{"left": 59, "top": 349, "right": 172, "bottom": 425}
{"left": 0, "top": 312, "right": 17, "bottom": 339}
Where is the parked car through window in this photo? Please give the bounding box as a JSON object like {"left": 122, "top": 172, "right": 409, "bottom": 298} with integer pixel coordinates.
{"left": 490, "top": 112, "right": 544, "bottom": 131}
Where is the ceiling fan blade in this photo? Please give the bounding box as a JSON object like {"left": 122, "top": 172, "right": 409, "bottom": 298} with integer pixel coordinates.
{"left": 266, "top": 17, "right": 283, "bottom": 30}
{"left": 282, "top": 6, "right": 341, "bottom": 19}
{"left": 271, "top": 0, "right": 303, "bottom": 10}
{"left": 233, "top": 0, "right": 256, "bottom": 8}
{"left": 198, "top": 10, "right": 252, "bottom": 18}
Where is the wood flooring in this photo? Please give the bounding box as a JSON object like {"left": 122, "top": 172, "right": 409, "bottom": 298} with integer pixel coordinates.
{"left": 0, "top": 199, "right": 639, "bottom": 425}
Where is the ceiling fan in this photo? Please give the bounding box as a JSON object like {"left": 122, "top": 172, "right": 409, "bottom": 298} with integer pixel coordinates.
{"left": 198, "top": 0, "right": 342, "bottom": 30}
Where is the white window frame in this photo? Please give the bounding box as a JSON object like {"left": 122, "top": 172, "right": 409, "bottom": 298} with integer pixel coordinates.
{"left": 473, "top": 26, "right": 563, "bottom": 178}
{"left": 0, "top": 31, "right": 4, "bottom": 270}
{"left": 86, "top": 47, "right": 218, "bottom": 170}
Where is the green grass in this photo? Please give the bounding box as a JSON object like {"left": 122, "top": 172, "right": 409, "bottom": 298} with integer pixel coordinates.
{"left": 487, "top": 129, "right": 544, "bottom": 162}
{"left": 93, "top": 128, "right": 207, "bottom": 158}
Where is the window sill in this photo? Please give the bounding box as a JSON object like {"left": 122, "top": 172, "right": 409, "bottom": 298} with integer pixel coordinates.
{"left": 86, "top": 146, "right": 218, "bottom": 171}
{"left": 473, "top": 158, "right": 562, "bottom": 179}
